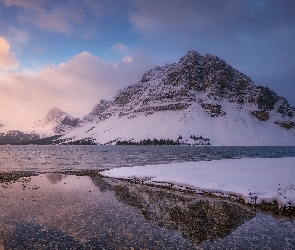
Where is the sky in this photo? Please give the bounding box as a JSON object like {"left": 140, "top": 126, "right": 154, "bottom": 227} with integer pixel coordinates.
{"left": 0, "top": 0, "right": 294, "bottom": 129}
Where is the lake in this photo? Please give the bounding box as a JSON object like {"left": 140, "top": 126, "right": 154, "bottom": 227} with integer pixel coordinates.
{"left": 1, "top": 145, "right": 295, "bottom": 172}
{"left": 0, "top": 145, "right": 295, "bottom": 249}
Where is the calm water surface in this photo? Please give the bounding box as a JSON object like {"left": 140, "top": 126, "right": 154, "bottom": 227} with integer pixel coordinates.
{"left": 1, "top": 145, "right": 295, "bottom": 172}
{"left": 1, "top": 174, "right": 294, "bottom": 249}
{"left": 0, "top": 145, "right": 295, "bottom": 249}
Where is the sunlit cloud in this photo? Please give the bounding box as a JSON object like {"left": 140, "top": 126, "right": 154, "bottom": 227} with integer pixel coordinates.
{"left": 0, "top": 36, "right": 19, "bottom": 70}
{"left": 122, "top": 56, "right": 133, "bottom": 63}
{"left": 0, "top": 51, "right": 153, "bottom": 128}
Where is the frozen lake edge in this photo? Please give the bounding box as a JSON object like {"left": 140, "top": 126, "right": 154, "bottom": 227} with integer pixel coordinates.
{"left": 101, "top": 157, "right": 295, "bottom": 216}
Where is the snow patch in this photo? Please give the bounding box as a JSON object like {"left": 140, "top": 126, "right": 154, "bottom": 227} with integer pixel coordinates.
{"left": 101, "top": 157, "right": 295, "bottom": 208}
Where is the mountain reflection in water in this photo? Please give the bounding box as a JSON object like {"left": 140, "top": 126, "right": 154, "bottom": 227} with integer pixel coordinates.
{"left": 0, "top": 173, "right": 294, "bottom": 249}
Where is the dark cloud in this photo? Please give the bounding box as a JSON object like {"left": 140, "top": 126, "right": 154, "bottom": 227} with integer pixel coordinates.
{"left": 131, "top": 0, "right": 295, "bottom": 36}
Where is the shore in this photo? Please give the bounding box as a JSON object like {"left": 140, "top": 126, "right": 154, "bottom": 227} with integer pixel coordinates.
{"left": 101, "top": 157, "right": 295, "bottom": 215}
{"left": 1, "top": 166, "right": 295, "bottom": 248}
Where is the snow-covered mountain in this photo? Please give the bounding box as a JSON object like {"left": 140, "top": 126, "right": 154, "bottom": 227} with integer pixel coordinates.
{"left": 0, "top": 119, "right": 41, "bottom": 144}
{"left": 59, "top": 51, "right": 295, "bottom": 146}
{"left": 29, "top": 107, "right": 81, "bottom": 137}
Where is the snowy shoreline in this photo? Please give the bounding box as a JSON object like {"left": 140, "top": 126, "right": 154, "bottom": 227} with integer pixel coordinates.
{"left": 101, "top": 157, "right": 295, "bottom": 211}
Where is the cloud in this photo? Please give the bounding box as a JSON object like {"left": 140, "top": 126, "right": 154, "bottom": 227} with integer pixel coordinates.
{"left": 122, "top": 56, "right": 132, "bottom": 63}
{"left": 19, "top": 5, "right": 85, "bottom": 34}
{"left": 1, "top": 0, "right": 122, "bottom": 35}
{"left": 1, "top": 0, "right": 85, "bottom": 34}
{"left": 0, "top": 50, "right": 153, "bottom": 128}
{"left": 1, "top": 0, "right": 49, "bottom": 9}
{"left": 129, "top": 0, "right": 295, "bottom": 106}
{"left": 130, "top": 0, "right": 295, "bottom": 36}
{"left": 112, "top": 43, "right": 130, "bottom": 54}
{"left": 0, "top": 37, "right": 19, "bottom": 70}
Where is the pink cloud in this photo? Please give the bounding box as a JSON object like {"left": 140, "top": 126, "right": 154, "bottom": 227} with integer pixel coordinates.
{"left": 0, "top": 51, "right": 153, "bottom": 128}
{"left": 0, "top": 37, "right": 19, "bottom": 70}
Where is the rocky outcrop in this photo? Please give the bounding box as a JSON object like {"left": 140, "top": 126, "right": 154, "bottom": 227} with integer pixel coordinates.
{"left": 275, "top": 121, "right": 295, "bottom": 130}
{"left": 29, "top": 107, "right": 81, "bottom": 137}
{"left": 251, "top": 110, "right": 270, "bottom": 121}
{"left": 81, "top": 99, "right": 112, "bottom": 123}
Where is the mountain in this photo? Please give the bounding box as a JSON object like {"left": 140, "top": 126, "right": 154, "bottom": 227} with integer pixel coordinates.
{"left": 58, "top": 51, "right": 295, "bottom": 146}
{"left": 0, "top": 108, "right": 81, "bottom": 144}
{"left": 0, "top": 119, "right": 41, "bottom": 145}
{"left": 29, "top": 107, "right": 81, "bottom": 137}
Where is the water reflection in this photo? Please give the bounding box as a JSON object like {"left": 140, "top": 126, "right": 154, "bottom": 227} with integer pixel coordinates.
{"left": 0, "top": 174, "right": 294, "bottom": 249}
{"left": 93, "top": 176, "right": 255, "bottom": 246}
{"left": 46, "top": 173, "right": 64, "bottom": 184}
{"left": 0, "top": 174, "right": 194, "bottom": 249}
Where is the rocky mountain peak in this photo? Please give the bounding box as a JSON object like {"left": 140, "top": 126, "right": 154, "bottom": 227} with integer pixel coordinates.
{"left": 29, "top": 107, "right": 81, "bottom": 136}
{"left": 45, "top": 107, "right": 65, "bottom": 124}
{"left": 81, "top": 99, "right": 112, "bottom": 123}
{"left": 104, "top": 51, "right": 295, "bottom": 132}
{"left": 178, "top": 50, "right": 202, "bottom": 65}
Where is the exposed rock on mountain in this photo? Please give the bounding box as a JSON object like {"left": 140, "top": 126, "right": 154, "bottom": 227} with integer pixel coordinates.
{"left": 58, "top": 51, "right": 295, "bottom": 146}
{"left": 30, "top": 107, "right": 81, "bottom": 137}
{"left": 81, "top": 99, "right": 112, "bottom": 123}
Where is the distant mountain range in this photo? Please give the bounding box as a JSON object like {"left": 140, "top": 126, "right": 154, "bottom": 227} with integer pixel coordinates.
{"left": 1, "top": 51, "right": 295, "bottom": 145}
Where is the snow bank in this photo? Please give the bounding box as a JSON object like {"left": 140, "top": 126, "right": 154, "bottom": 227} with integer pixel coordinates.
{"left": 101, "top": 157, "right": 295, "bottom": 207}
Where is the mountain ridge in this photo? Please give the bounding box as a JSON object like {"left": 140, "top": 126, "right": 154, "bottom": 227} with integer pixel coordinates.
{"left": 58, "top": 50, "right": 295, "bottom": 146}
{"left": 1, "top": 50, "right": 295, "bottom": 145}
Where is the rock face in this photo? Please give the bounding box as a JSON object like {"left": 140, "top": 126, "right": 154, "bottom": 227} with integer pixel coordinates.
{"left": 30, "top": 107, "right": 81, "bottom": 137}
{"left": 59, "top": 50, "right": 295, "bottom": 146}
{"left": 81, "top": 99, "right": 112, "bottom": 123}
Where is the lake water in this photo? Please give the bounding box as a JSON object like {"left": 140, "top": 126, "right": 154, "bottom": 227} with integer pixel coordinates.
{"left": 1, "top": 145, "right": 295, "bottom": 172}
{"left": 1, "top": 145, "right": 295, "bottom": 249}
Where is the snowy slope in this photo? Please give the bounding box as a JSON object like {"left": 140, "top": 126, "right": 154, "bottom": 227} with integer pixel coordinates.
{"left": 59, "top": 51, "right": 295, "bottom": 146}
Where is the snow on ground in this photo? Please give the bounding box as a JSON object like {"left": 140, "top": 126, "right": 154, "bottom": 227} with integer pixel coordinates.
{"left": 101, "top": 157, "right": 295, "bottom": 207}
